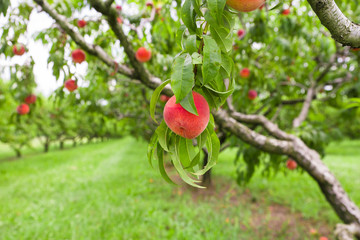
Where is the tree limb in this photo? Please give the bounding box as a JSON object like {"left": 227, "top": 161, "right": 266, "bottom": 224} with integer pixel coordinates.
{"left": 306, "top": 0, "right": 360, "bottom": 47}
{"left": 292, "top": 82, "right": 316, "bottom": 128}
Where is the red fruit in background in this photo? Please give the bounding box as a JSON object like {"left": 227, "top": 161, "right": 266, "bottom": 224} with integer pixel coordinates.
{"left": 351, "top": 48, "right": 360, "bottom": 52}
{"left": 17, "top": 103, "right": 30, "bottom": 115}
{"left": 226, "top": 0, "right": 265, "bottom": 12}
{"left": 135, "top": 47, "right": 152, "bottom": 63}
{"left": 282, "top": 9, "right": 291, "bottom": 15}
{"left": 71, "top": 49, "right": 86, "bottom": 63}
{"left": 117, "top": 17, "right": 123, "bottom": 24}
{"left": 77, "top": 19, "right": 87, "bottom": 28}
{"left": 25, "top": 94, "right": 37, "bottom": 104}
{"left": 12, "top": 44, "right": 26, "bottom": 56}
{"left": 259, "top": 4, "right": 265, "bottom": 10}
{"left": 116, "top": 5, "right": 122, "bottom": 10}
{"left": 286, "top": 159, "right": 297, "bottom": 170}
{"left": 248, "top": 89, "right": 257, "bottom": 100}
{"left": 64, "top": 79, "right": 78, "bottom": 92}
{"left": 160, "top": 95, "right": 170, "bottom": 103}
{"left": 240, "top": 68, "right": 250, "bottom": 78}
{"left": 146, "top": 2, "right": 154, "bottom": 7}
{"left": 164, "top": 92, "right": 210, "bottom": 139}
{"left": 319, "top": 237, "right": 328, "bottom": 240}
{"left": 155, "top": 7, "right": 161, "bottom": 14}
{"left": 237, "top": 29, "right": 246, "bottom": 39}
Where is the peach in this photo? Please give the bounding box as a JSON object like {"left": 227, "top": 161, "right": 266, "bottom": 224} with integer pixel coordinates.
{"left": 226, "top": 0, "right": 265, "bottom": 12}
{"left": 117, "top": 17, "right": 123, "bottom": 24}
{"left": 286, "top": 159, "right": 297, "bottom": 170}
{"left": 146, "top": 2, "right": 154, "bottom": 7}
{"left": 64, "top": 79, "right": 78, "bottom": 92}
{"left": 319, "top": 237, "right": 328, "bottom": 240}
{"left": 240, "top": 68, "right": 250, "bottom": 78}
{"left": 116, "top": 5, "right": 122, "bottom": 10}
{"left": 25, "top": 94, "right": 36, "bottom": 104}
{"left": 71, "top": 49, "right": 86, "bottom": 63}
{"left": 248, "top": 89, "right": 257, "bottom": 100}
{"left": 12, "top": 44, "right": 25, "bottom": 56}
{"left": 17, "top": 103, "right": 30, "bottom": 115}
{"left": 77, "top": 19, "right": 87, "bottom": 28}
{"left": 160, "top": 95, "right": 170, "bottom": 102}
{"left": 237, "top": 29, "right": 246, "bottom": 39}
{"left": 282, "top": 9, "right": 290, "bottom": 15}
{"left": 135, "top": 47, "right": 152, "bottom": 63}
{"left": 163, "top": 91, "right": 210, "bottom": 139}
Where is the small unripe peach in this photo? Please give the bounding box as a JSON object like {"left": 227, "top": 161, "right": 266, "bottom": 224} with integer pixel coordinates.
{"left": 17, "top": 103, "right": 30, "bottom": 115}
{"left": 71, "top": 49, "right": 86, "bottom": 63}
{"left": 25, "top": 94, "right": 37, "bottom": 104}
{"left": 240, "top": 68, "right": 250, "bottom": 78}
{"left": 64, "top": 79, "right": 78, "bottom": 92}
{"left": 286, "top": 159, "right": 297, "bottom": 170}
{"left": 164, "top": 91, "right": 210, "bottom": 139}
{"left": 226, "top": 0, "right": 265, "bottom": 12}
{"left": 248, "top": 89, "right": 257, "bottom": 100}
{"left": 135, "top": 47, "right": 152, "bottom": 63}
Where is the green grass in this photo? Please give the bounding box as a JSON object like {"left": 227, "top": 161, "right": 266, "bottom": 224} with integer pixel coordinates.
{"left": 0, "top": 138, "right": 359, "bottom": 240}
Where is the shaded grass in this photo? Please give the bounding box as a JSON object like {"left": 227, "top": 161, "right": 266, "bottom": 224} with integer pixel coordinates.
{"left": 0, "top": 138, "right": 359, "bottom": 239}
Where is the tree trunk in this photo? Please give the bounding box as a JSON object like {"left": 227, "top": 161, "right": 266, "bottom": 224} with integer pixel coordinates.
{"left": 201, "top": 151, "right": 212, "bottom": 187}
{"left": 73, "top": 140, "right": 77, "bottom": 147}
{"left": 60, "top": 141, "right": 64, "bottom": 150}
{"left": 44, "top": 142, "right": 49, "bottom": 153}
{"left": 15, "top": 149, "right": 21, "bottom": 158}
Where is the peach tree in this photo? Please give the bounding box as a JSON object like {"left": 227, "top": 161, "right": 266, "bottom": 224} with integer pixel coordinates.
{"left": 1, "top": 0, "right": 360, "bottom": 238}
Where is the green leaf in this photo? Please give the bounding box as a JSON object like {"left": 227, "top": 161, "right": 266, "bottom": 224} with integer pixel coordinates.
{"left": 157, "top": 143, "right": 175, "bottom": 184}
{"left": 180, "top": 91, "right": 198, "bottom": 115}
{"left": 197, "top": 128, "right": 208, "bottom": 150}
{"left": 0, "top": 0, "right": 10, "bottom": 16}
{"left": 147, "top": 133, "right": 158, "bottom": 167}
{"left": 176, "top": 25, "right": 187, "bottom": 48}
{"left": 220, "top": 53, "right": 233, "bottom": 78}
{"left": 193, "top": 127, "right": 220, "bottom": 175}
{"left": 202, "top": 35, "right": 221, "bottom": 85}
{"left": 171, "top": 53, "right": 194, "bottom": 103}
{"left": 156, "top": 121, "right": 170, "bottom": 151}
{"left": 210, "top": 26, "right": 233, "bottom": 52}
{"left": 150, "top": 79, "right": 171, "bottom": 124}
{"left": 171, "top": 136, "right": 204, "bottom": 188}
{"left": 184, "top": 34, "right": 198, "bottom": 53}
{"left": 191, "top": 52, "right": 202, "bottom": 64}
{"left": 181, "top": 0, "right": 197, "bottom": 34}
{"left": 207, "top": 0, "right": 226, "bottom": 25}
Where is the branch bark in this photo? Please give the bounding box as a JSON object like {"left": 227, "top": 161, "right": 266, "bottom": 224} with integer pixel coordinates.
{"left": 292, "top": 82, "right": 316, "bottom": 128}
{"left": 306, "top": 0, "right": 360, "bottom": 47}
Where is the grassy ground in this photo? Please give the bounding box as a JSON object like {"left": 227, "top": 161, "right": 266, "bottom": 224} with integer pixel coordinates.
{"left": 0, "top": 138, "right": 359, "bottom": 240}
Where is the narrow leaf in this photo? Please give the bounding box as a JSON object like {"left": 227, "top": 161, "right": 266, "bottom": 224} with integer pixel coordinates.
{"left": 171, "top": 53, "right": 194, "bottom": 103}
{"left": 150, "top": 79, "right": 171, "bottom": 124}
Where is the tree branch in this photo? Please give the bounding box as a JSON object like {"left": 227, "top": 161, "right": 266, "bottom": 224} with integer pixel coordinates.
{"left": 292, "top": 82, "right": 316, "bottom": 128}
{"left": 335, "top": 223, "right": 360, "bottom": 240}
{"left": 306, "top": 0, "right": 360, "bottom": 47}
{"left": 33, "top": 0, "right": 134, "bottom": 78}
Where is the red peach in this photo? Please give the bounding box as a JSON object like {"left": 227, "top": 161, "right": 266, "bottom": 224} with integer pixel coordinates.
{"left": 117, "top": 17, "right": 123, "bottom": 24}
{"left": 163, "top": 91, "right": 210, "bottom": 139}
{"left": 248, "top": 89, "right": 257, "bottom": 100}
{"left": 135, "top": 47, "right": 152, "bottom": 63}
{"left": 77, "top": 19, "right": 87, "bottom": 28}
{"left": 160, "top": 95, "right": 170, "bottom": 102}
{"left": 146, "top": 2, "right": 154, "bottom": 7}
{"left": 71, "top": 49, "right": 86, "bottom": 63}
{"left": 351, "top": 48, "right": 360, "bottom": 52}
{"left": 282, "top": 9, "right": 291, "bottom": 15}
{"left": 240, "top": 68, "right": 250, "bottom": 78}
{"left": 17, "top": 103, "right": 30, "bottom": 115}
{"left": 286, "top": 159, "right": 297, "bottom": 170}
{"left": 64, "top": 79, "right": 78, "bottom": 92}
{"left": 226, "top": 0, "right": 265, "bottom": 12}
{"left": 24, "top": 94, "right": 37, "bottom": 104}
{"left": 237, "top": 29, "right": 246, "bottom": 39}
{"left": 319, "top": 237, "right": 328, "bottom": 240}
{"left": 12, "top": 44, "right": 26, "bottom": 56}
{"left": 116, "top": 5, "right": 122, "bottom": 10}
